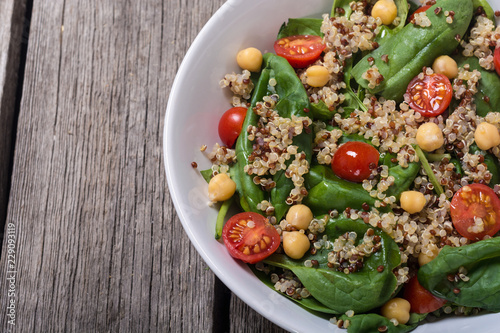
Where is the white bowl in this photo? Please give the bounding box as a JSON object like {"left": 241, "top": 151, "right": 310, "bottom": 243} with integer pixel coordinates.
{"left": 164, "top": 1, "right": 500, "bottom": 332}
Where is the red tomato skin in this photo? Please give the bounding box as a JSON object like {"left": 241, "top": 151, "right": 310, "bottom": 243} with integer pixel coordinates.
{"left": 218, "top": 107, "right": 247, "bottom": 147}
{"left": 404, "top": 276, "right": 447, "bottom": 314}
{"left": 406, "top": 73, "right": 452, "bottom": 117}
{"left": 274, "top": 35, "right": 326, "bottom": 68}
{"left": 222, "top": 212, "right": 280, "bottom": 264}
{"left": 450, "top": 183, "right": 500, "bottom": 241}
{"left": 331, "top": 141, "right": 379, "bottom": 183}
{"left": 494, "top": 47, "right": 500, "bottom": 77}
{"left": 408, "top": 5, "right": 432, "bottom": 22}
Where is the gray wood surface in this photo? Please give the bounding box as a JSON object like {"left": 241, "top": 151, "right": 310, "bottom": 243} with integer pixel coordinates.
{"left": 0, "top": 0, "right": 287, "bottom": 332}
{"left": 0, "top": 0, "right": 27, "bottom": 234}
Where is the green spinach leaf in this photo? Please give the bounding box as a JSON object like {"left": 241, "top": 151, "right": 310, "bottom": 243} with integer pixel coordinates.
{"left": 331, "top": 0, "right": 353, "bottom": 18}
{"left": 454, "top": 55, "right": 500, "bottom": 117}
{"left": 265, "top": 218, "right": 401, "bottom": 314}
{"left": 418, "top": 237, "right": 500, "bottom": 312}
{"left": 339, "top": 313, "right": 418, "bottom": 333}
{"left": 233, "top": 68, "right": 271, "bottom": 214}
{"left": 200, "top": 169, "right": 213, "bottom": 183}
{"left": 473, "top": 0, "right": 496, "bottom": 21}
{"left": 277, "top": 18, "right": 323, "bottom": 39}
{"left": 263, "top": 53, "right": 313, "bottom": 221}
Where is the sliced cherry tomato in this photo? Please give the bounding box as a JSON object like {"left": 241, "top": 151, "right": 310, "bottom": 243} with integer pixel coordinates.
{"left": 408, "top": 5, "right": 432, "bottom": 22}
{"left": 404, "top": 276, "right": 447, "bottom": 314}
{"left": 406, "top": 72, "right": 452, "bottom": 117}
{"left": 218, "top": 107, "right": 247, "bottom": 147}
{"left": 494, "top": 47, "right": 500, "bottom": 77}
{"left": 274, "top": 35, "right": 326, "bottom": 68}
{"left": 222, "top": 212, "right": 280, "bottom": 264}
{"left": 331, "top": 141, "right": 379, "bottom": 183}
{"left": 450, "top": 183, "right": 500, "bottom": 241}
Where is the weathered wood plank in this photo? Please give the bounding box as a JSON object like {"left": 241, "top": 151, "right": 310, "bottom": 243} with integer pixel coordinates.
{"left": 0, "top": 0, "right": 288, "bottom": 331}
{"left": 0, "top": 0, "right": 27, "bottom": 236}
{"left": 230, "top": 296, "right": 288, "bottom": 333}
{"left": 0, "top": 0, "right": 226, "bottom": 332}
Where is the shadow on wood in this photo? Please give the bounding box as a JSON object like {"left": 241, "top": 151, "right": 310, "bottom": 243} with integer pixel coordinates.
{"left": 0, "top": 0, "right": 29, "bottom": 250}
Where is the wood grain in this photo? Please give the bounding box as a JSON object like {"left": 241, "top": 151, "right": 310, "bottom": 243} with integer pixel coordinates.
{"left": 0, "top": 0, "right": 288, "bottom": 331}
{"left": 0, "top": 0, "right": 27, "bottom": 235}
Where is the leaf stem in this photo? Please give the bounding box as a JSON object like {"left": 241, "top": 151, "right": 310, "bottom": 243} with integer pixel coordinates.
{"left": 414, "top": 145, "right": 444, "bottom": 196}
{"left": 215, "top": 196, "right": 234, "bottom": 239}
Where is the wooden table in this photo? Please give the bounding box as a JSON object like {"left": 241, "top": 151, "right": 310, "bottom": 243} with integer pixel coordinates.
{"left": 0, "top": 0, "right": 287, "bottom": 331}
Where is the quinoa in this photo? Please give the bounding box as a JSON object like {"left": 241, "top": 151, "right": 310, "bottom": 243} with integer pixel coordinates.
{"left": 219, "top": 69, "right": 254, "bottom": 106}
{"left": 300, "top": 8, "right": 381, "bottom": 111}
{"left": 243, "top": 94, "right": 312, "bottom": 204}
{"left": 361, "top": 65, "right": 384, "bottom": 89}
{"left": 204, "top": 143, "right": 237, "bottom": 176}
{"left": 411, "top": 12, "right": 432, "bottom": 27}
{"left": 461, "top": 16, "right": 500, "bottom": 70}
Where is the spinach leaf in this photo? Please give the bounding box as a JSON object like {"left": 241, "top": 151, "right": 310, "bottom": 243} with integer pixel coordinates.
{"left": 200, "top": 169, "right": 213, "bottom": 183}
{"left": 418, "top": 237, "right": 500, "bottom": 312}
{"left": 343, "top": 57, "right": 368, "bottom": 114}
{"left": 385, "top": 161, "right": 421, "bottom": 201}
{"left": 352, "top": 0, "right": 473, "bottom": 101}
{"left": 253, "top": 54, "right": 313, "bottom": 221}
{"left": 304, "top": 155, "right": 419, "bottom": 215}
{"left": 304, "top": 165, "right": 377, "bottom": 215}
{"left": 392, "top": 0, "right": 410, "bottom": 35}
{"left": 339, "top": 313, "right": 418, "bottom": 333}
{"left": 473, "top": 0, "right": 496, "bottom": 21}
{"left": 408, "top": 312, "right": 428, "bottom": 325}
{"left": 277, "top": 18, "right": 323, "bottom": 39}
{"left": 331, "top": 0, "right": 353, "bottom": 18}
{"left": 265, "top": 218, "right": 401, "bottom": 314}
{"left": 454, "top": 55, "right": 500, "bottom": 117}
{"left": 310, "top": 101, "right": 337, "bottom": 120}
{"left": 233, "top": 68, "right": 271, "bottom": 214}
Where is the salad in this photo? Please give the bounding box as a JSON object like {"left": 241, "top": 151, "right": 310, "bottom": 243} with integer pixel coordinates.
{"left": 198, "top": 0, "right": 500, "bottom": 331}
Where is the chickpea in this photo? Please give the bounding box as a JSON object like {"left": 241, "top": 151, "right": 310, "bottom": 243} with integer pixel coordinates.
{"left": 416, "top": 122, "right": 444, "bottom": 152}
{"left": 474, "top": 122, "right": 500, "bottom": 151}
{"left": 283, "top": 231, "right": 310, "bottom": 259}
{"left": 400, "top": 191, "right": 426, "bottom": 214}
{"left": 286, "top": 204, "right": 313, "bottom": 230}
{"left": 236, "top": 47, "right": 263, "bottom": 72}
{"left": 381, "top": 298, "right": 411, "bottom": 325}
{"left": 208, "top": 173, "right": 236, "bottom": 202}
{"left": 306, "top": 65, "right": 330, "bottom": 87}
{"left": 432, "top": 55, "right": 458, "bottom": 79}
{"left": 371, "top": 0, "right": 398, "bottom": 26}
{"left": 418, "top": 248, "right": 439, "bottom": 266}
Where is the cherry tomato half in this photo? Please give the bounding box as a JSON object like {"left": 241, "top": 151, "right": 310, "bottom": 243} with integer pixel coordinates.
{"left": 331, "top": 141, "right": 379, "bottom": 183}
{"left": 450, "top": 183, "right": 500, "bottom": 241}
{"left": 404, "top": 276, "right": 447, "bottom": 314}
{"left": 494, "top": 47, "right": 500, "bottom": 77}
{"left": 222, "top": 212, "right": 280, "bottom": 264}
{"left": 406, "top": 72, "right": 452, "bottom": 117}
{"left": 218, "top": 107, "right": 247, "bottom": 147}
{"left": 274, "top": 35, "right": 326, "bottom": 69}
{"left": 408, "top": 5, "right": 432, "bottom": 22}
